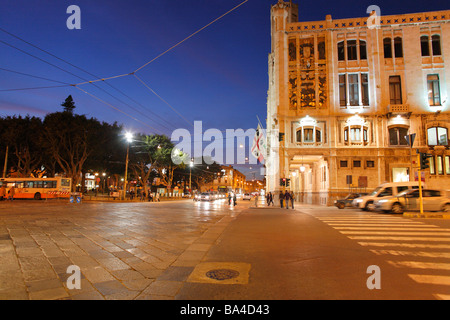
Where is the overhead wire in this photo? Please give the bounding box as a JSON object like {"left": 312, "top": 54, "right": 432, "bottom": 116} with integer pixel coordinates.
{"left": 0, "top": 0, "right": 251, "bottom": 138}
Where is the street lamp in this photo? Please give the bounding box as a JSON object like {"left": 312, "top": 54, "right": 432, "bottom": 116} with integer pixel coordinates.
{"left": 123, "top": 132, "right": 133, "bottom": 200}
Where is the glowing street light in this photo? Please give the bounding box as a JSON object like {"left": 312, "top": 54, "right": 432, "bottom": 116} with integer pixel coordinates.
{"left": 123, "top": 132, "right": 133, "bottom": 200}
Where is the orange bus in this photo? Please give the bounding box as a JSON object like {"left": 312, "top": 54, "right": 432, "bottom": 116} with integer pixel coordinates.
{"left": 0, "top": 177, "right": 72, "bottom": 200}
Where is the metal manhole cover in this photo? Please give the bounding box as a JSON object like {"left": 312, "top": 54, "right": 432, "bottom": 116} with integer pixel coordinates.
{"left": 205, "top": 269, "right": 240, "bottom": 281}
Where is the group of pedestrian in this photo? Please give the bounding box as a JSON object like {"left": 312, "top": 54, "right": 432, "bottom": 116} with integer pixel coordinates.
{"left": 0, "top": 185, "right": 14, "bottom": 201}
{"left": 227, "top": 192, "right": 237, "bottom": 206}
{"left": 279, "top": 190, "right": 294, "bottom": 209}
{"left": 266, "top": 192, "right": 274, "bottom": 206}
{"left": 265, "top": 190, "right": 294, "bottom": 209}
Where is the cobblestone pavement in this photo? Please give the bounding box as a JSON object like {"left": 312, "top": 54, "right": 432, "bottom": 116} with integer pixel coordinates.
{"left": 0, "top": 199, "right": 246, "bottom": 300}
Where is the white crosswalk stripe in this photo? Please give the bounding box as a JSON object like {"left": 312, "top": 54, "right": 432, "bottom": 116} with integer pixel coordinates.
{"left": 315, "top": 213, "right": 450, "bottom": 300}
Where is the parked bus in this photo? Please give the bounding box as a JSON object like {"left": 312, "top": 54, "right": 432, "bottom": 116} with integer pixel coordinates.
{"left": 0, "top": 177, "right": 72, "bottom": 200}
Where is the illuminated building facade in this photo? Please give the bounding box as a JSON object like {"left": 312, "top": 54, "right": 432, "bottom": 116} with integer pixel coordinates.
{"left": 266, "top": 1, "right": 450, "bottom": 203}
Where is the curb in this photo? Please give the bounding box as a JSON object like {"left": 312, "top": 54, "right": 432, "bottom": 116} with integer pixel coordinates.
{"left": 403, "top": 212, "right": 450, "bottom": 219}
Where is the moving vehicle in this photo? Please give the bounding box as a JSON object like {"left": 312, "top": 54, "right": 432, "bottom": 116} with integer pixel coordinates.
{"left": 374, "top": 189, "right": 450, "bottom": 214}
{"left": 334, "top": 193, "right": 368, "bottom": 209}
{"left": 352, "top": 182, "right": 421, "bottom": 211}
{"left": 243, "top": 193, "right": 252, "bottom": 200}
{"left": 0, "top": 177, "right": 72, "bottom": 200}
{"left": 195, "top": 192, "right": 214, "bottom": 201}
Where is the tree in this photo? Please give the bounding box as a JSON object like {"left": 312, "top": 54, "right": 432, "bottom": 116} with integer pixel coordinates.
{"left": 0, "top": 115, "right": 46, "bottom": 177}
{"left": 61, "top": 95, "right": 76, "bottom": 113}
{"left": 42, "top": 112, "right": 105, "bottom": 191}
{"left": 129, "top": 134, "right": 186, "bottom": 193}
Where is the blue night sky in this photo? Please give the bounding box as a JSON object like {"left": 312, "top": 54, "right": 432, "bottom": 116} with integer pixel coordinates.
{"left": 0, "top": 0, "right": 449, "bottom": 178}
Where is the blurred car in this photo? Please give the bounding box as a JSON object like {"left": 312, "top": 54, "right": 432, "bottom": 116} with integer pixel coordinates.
{"left": 374, "top": 189, "right": 450, "bottom": 214}
{"left": 243, "top": 193, "right": 252, "bottom": 200}
{"left": 334, "top": 193, "right": 368, "bottom": 209}
{"left": 195, "top": 192, "right": 214, "bottom": 201}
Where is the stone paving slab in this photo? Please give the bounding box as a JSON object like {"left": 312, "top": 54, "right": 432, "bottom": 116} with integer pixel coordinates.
{"left": 0, "top": 200, "right": 245, "bottom": 299}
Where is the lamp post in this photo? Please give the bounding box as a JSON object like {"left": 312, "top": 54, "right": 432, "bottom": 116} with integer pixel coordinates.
{"left": 123, "top": 132, "right": 133, "bottom": 200}
{"left": 189, "top": 158, "right": 194, "bottom": 196}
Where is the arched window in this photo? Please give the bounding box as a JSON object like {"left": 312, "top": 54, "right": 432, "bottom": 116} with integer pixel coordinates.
{"left": 432, "top": 35, "right": 441, "bottom": 56}
{"left": 389, "top": 127, "right": 409, "bottom": 146}
{"left": 344, "top": 127, "right": 368, "bottom": 144}
{"left": 394, "top": 37, "right": 403, "bottom": 58}
{"left": 383, "top": 38, "right": 392, "bottom": 58}
{"left": 421, "top": 35, "right": 430, "bottom": 56}
{"left": 427, "top": 127, "right": 448, "bottom": 146}
{"left": 296, "top": 126, "right": 323, "bottom": 144}
{"left": 337, "top": 41, "right": 345, "bottom": 61}
{"left": 359, "top": 40, "right": 367, "bottom": 60}
{"left": 347, "top": 40, "right": 357, "bottom": 60}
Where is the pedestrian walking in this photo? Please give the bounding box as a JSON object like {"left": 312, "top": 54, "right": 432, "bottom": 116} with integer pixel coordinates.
{"left": 8, "top": 186, "right": 15, "bottom": 201}
{"left": 0, "top": 185, "right": 6, "bottom": 201}
{"left": 156, "top": 192, "right": 160, "bottom": 202}
{"left": 228, "top": 192, "right": 232, "bottom": 205}
{"left": 279, "top": 191, "right": 284, "bottom": 208}
{"left": 233, "top": 193, "right": 237, "bottom": 206}
{"left": 284, "top": 190, "right": 290, "bottom": 209}
{"left": 269, "top": 192, "right": 274, "bottom": 206}
{"left": 290, "top": 192, "right": 295, "bottom": 209}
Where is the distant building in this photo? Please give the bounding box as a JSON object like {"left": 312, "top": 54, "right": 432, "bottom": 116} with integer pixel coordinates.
{"left": 266, "top": 1, "right": 450, "bottom": 204}
{"left": 201, "top": 165, "right": 247, "bottom": 194}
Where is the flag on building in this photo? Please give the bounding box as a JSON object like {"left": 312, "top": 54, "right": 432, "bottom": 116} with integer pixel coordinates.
{"left": 251, "top": 124, "right": 266, "bottom": 163}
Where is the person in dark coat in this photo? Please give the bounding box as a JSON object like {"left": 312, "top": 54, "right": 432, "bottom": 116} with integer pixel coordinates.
{"left": 233, "top": 193, "right": 237, "bottom": 206}
{"left": 279, "top": 191, "right": 284, "bottom": 208}
{"left": 284, "top": 191, "right": 290, "bottom": 209}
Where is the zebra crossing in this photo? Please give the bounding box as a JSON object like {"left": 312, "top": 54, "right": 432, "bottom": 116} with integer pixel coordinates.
{"left": 315, "top": 213, "right": 450, "bottom": 300}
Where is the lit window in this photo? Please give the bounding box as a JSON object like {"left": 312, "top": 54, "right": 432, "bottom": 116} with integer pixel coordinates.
{"left": 427, "top": 127, "right": 448, "bottom": 146}
{"left": 348, "top": 74, "right": 359, "bottom": 106}
{"left": 437, "top": 156, "right": 443, "bottom": 175}
{"left": 445, "top": 156, "right": 450, "bottom": 174}
{"left": 427, "top": 74, "right": 441, "bottom": 106}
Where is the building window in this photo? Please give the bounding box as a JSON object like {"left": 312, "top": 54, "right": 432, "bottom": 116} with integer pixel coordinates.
{"left": 361, "top": 73, "right": 369, "bottom": 105}
{"left": 316, "top": 129, "right": 322, "bottom": 143}
{"left": 430, "top": 156, "right": 435, "bottom": 175}
{"left": 339, "top": 74, "right": 347, "bottom": 107}
{"left": 389, "top": 127, "right": 409, "bottom": 146}
{"left": 296, "top": 129, "right": 302, "bottom": 143}
{"left": 421, "top": 35, "right": 430, "bottom": 56}
{"left": 427, "top": 127, "right": 448, "bottom": 146}
{"left": 394, "top": 37, "right": 403, "bottom": 58}
{"left": 347, "top": 40, "right": 357, "bottom": 60}
{"left": 366, "top": 160, "right": 375, "bottom": 168}
{"left": 437, "top": 156, "right": 444, "bottom": 175}
{"left": 304, "top": 128, "right": 314, "bottom": 142}
{"left": 340, "top": 160, "right": 348, "bottom": 168}
{"left": 359, "top": 40, "right": 367, "bottom": 60}
{"left": 353, "top": 160, "right": 361, "bottom": 168}
{"left": 389, "top": 76, "right": 402, "bottom": 104}
{"left": 348, "top": 74, "right": 359, "bottom": 106}
{"left": 432, "top": 35, "right": 441, "bottom": 56}
{"left": 427, "top": 74, "right": 441, "bottom": 106}
{"left": 445, "top": 156, "right": 450, "bottom": 175}
{"left": 338, "top": 41, "right": 345, "bottom": 61}
{"left": 344, "top": 127, "right": 368, "bottom": 143}
{"left": 383, "top": 38, "right": 392, "bottom": 58}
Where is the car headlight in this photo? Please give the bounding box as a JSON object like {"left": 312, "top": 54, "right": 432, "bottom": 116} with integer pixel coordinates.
{"left": 356, "top": 199, "right": 363, "bottom": 203}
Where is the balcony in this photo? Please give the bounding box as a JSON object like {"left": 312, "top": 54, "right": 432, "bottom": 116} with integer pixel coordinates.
{"left": 388, "top": 104, "right": 409, "bottom": 113}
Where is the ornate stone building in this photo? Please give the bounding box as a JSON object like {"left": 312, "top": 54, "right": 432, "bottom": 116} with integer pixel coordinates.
{"left": 265, "top": 1, "right": 450, "bottom": 203}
